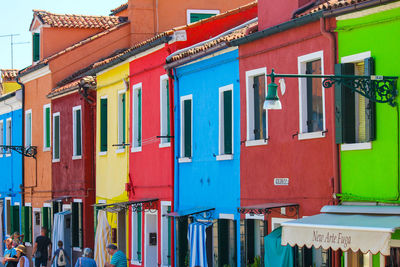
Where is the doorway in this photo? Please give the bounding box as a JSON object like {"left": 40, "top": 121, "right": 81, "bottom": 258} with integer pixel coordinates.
{"left": 33, "top": 209, "right": 41, "bottom": 242}
{"left": 117, "top": 211, "right": 126, "bottom": 254}
{"left": 145, "top": 212, "right": 158, "bottom": 267}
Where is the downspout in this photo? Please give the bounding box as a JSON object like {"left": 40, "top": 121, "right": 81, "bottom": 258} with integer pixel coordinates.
{"left": 16, "top": 71, "right": 25, "bottom": 206}
{"left": 320, "top": 16, "right": 340, "bottom": 267}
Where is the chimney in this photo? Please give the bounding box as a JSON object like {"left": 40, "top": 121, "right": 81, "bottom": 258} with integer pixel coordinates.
{"left": 128, "top": 0, "right": 156, "bottom": 45}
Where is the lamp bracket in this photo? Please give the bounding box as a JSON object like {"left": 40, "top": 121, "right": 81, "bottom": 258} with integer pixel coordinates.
{"left": 0, "top": 145, "right": 37, "bottom": 158}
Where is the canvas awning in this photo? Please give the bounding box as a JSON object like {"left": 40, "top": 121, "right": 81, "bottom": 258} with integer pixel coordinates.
{"left": 281, "top": 205, "right": 400, "bottom": 256}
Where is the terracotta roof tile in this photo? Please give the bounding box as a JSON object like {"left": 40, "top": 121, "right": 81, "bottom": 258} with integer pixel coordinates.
{"left": 1, "top": 69, "right": 18, "bottom": 81}
{"left": 47, "top": 76, "right": 96, "bottom": 98}
{"left": 33, "top": 10, "right": 127, "bottom": 29}
{"left": 110, "top": 3, "right": 128, "bottom": 16}
{"left": 298, "top": 0, "right": 371, "bottom": 17}
{"left": 170, "top": 21, "right": 258, "bottom": 62}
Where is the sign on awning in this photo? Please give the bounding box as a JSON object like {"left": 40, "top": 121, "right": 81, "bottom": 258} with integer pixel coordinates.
{"left": 281, "top": 212, "right": 400, "bottom": 256}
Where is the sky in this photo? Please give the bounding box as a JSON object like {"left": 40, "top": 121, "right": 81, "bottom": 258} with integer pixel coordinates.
{"left": 0, "top": 0, "right": 127, "bottom": 70}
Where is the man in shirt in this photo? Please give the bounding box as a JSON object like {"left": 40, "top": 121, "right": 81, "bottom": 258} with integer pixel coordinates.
{"left": 104, "top": 244, "right": 127, "bottom": 267}
{"left": 32, "top": 227, "right": 52, "bottom": 267}
{"left": 3, "top": 238, "right": 18, "bottom": 267}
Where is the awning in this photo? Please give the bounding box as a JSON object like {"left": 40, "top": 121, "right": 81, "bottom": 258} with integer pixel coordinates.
{"left": 238, "top": 203, "right": 299, "bottom": 215}
{"left": 92, "top": 198, "right": 158, "bottom": 213}
{"left": 165, "top": 207, "right": 215, "bottom": 218}
{"left": 281, "top": 205, "right": 400, "bottom": 256}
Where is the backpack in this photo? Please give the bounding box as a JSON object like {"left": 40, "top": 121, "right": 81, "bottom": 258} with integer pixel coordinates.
{"left": 57, "top": 249, "right": 67, "bottom": 266}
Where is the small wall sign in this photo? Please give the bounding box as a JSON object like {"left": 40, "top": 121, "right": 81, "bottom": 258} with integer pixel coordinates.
{"left": 274, "top": 178, "right": 289, "bottom": 186}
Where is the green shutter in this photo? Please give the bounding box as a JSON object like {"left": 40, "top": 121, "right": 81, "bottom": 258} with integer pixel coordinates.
{"left": 184, "top": 99, "right": 192, "bottom": 158}
{"left": 138, "top": 90, "right": 142, "bottom": 146}
{"left": 334, "top": 63, "right": 355, "bottom": 144}
{"left": 76, "top": 109, "right": 82, "bottom": 156}
{"left": 21, "top": 207, "right": 28, "bottom": 242}
{"left": 41, "top": 207, "right": 51, "bottom": 238}
{"left": 177, "top": 220, "right": 188, "bottom": 267}
{"left": 166, "top": 82, "right": 171, "bottom": 143}
{"left": 364, "top": 57, "right": 376, "bottom": 141}
{"left": 46, "top": 108, "right": 50, "bottom": 148}
{"left": 54, "top": 115, "right": 60, "bottom": 159}
{"left": 122, "top": 94, "right": 126, "bottom": 143}
{"left": 72, "top": 202, "right": 79, "bottom": 247}
{"left": 100, "top": 99, "right": 108, "bottom": 152}
{"left": 33, "top": 33, "right": 40, "bottom": 62}
{"left": 223, "top": 90, "right": 232, "bottom": 154}
{"left": 10, "top": 205, "right": 20, "bottom": 234}
{"left": 137, "top": 211, "right": 142, "bottom": 261}
{"left": 189, "top": 13, "right": 215, "bottom": 23}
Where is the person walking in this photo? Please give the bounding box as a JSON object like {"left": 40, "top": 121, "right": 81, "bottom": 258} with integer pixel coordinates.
{"left": 32, "top": 227, "right": 52, "bottom": 267}
{"left": 15, "top": 245, "right": 29, "bottom": 267}
{"left": 74, "top": 248, "right": 97, "bottom": 267}
{"left": 3, "top": 238, "right": 18, "bottom": 267}
{"left": 104, "top": 244, "right": 126, "bottom": 267}
{"left": 51, "top": 241, "right": 71, "bottom": 267}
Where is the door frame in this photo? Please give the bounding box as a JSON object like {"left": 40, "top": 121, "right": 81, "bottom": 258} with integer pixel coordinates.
{"left": 144, "top": 210, "right": 158, "bottom": 267}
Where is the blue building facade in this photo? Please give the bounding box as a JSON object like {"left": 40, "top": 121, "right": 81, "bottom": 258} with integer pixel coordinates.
{"left": 0, "top": 90, "right": 23, "bottom": 242}
{"left": 173, "top": 48, "right": 241, "bottom": 267}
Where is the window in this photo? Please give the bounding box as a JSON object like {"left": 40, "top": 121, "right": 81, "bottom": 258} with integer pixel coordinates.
{"left": 131, "top": 208, "right": 142, "bottom": 264}
{"left": 52, "top": 112, "right": 60, "bottom": 161}
{"left": 6, "top": 118, "right": 11, "bottom": 155}
{"left": 25, "top": 110, "right": 32, "bottom": 147}
{"left": 0, "top": 120, "right": 3, "bottom": 155}
{"left": 298, "top": 51, "right": 325, "bottom": 139}
{"left": 160, "top": 75, "right": 171, "bottom": 147}
{"left": 180, "top": 95, "right": 192, "bottom": 160}
{"left": 335, "top": 52, "right": 375, "bottom": 147}
{"left": 118, "top": 91, "right": 127, "bottom": 146}
{"left": 187, "top": 9, "right": 220, "bottom": 24}
{"left": 73, "top": 106, "right": 82, "bottom": 158}
{"left": 246, "top": 68, "right": 268, "bottom": 146}
{"left": 218, "top": 85, "right": 233, "bottom": 159}
{"left": 100, "top": 97, "right": 108, "bottom": 153}
{"left": 345, "top": 251, "right": 371, "bottom": 267}
{"left": 215, "top": 219, "right": 237, "bottom": 267}
{"left": 161, "top": 203, "right": 172, "bottom": 267}
{"left": 240, "top": 219, "right": 266, "bottom": 266}
{"left": 43, "top": 104, "right": 51, "bottom": 150}
{"left": 132, "top": 84, "right": 142, "bottom": 152}
{"left": 33, "top": 33, "right": 40, "bottom": 62}
{"left": 72, "top": 201, "right": 83, "bottom": 248}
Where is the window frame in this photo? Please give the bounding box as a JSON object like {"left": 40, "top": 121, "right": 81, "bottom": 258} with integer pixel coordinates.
{"left": 179, "top": 95, "right": 193, "bottom": 163}
{"left": 43, "top": 104, "right": 51, "bottom": 151}
{"left": 99, "top": 95, "right": 108, "bottom": 155}
{"left": 245, "top": 67, "right": 268, "bottom": 147}
{"left": 161, "top": 201, "right": 172, "bottom": 267}
{"left": 131, "top": 207, "right": 142, "bottom": 265}
{"left": 52, "top": 112, "right": 60, "bottom": 162}
{"left": 72, "top": 105, "right": 82, "bottom": 159}
{"left": 131, "top": 83, "right": 142, "bottom": 153}
{"left": 340, "top": 51, "right": 372, "bottom": 151}
{"left": 218, "top": 84, "right": 234, "bottom": 161}
{"left": 297, "top": 50, "right": 326, "bottom": 140}
{"left": 0, "top": 119, "right": 3, "bottom": 157}
{"left": 160, "top": 74, "right": 171, "bottom": 148}
{"left": 117, "top": 89, "right": 127, "bottom": 153}
{"left": 25, "top": 109, "right": 32, "bottom": 148}
{"left": 5, "top": 118, "right": 12, "bottom": 156}
{"left": 186, "top": 9, "right": 220, "bottom": 24}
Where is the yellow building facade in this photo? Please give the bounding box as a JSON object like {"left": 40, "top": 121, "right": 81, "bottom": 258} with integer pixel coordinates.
{"left": 1, "top": 69, "right": 21, "bottom": 94}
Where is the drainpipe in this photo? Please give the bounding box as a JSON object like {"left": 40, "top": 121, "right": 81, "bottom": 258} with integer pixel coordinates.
{"left": 16, "top": 71, "right": 25, "bottom": 206}
{"left": 320, "top": 16, "right": 341, "bottom": 267}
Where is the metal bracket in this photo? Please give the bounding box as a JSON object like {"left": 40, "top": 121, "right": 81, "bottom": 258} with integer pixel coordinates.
{"left": 0, "top": 145, "right": 37, "bottom": 158}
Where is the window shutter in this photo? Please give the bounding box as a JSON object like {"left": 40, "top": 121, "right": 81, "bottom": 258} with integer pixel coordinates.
{"left": 10, "top": 205, "right": 20, "bottom": 234}
{"left": 46, "top": 108, "right": 50, "bottom": 147}
{"left": 334, "top": 63, "right": 355, "bottom": 144}
{"left": 166, "top": 82, "right": 171, "bottom": 142}
{"left": 189, "top": 13, "right": 214, "bottom": 23}
{"left": 223, "top": 90, "right": 233, "bottom": 154}
{"left": 100, "top": 99, "right": 108, "bottom": 152}
{"left": 76, "top": 109, "right": 82, "bottom": 156}
{"left": 41, "top": 207, "right": 51, "bottom": 238}
{"left": 54, "top": 116, "right": 60, "bottom": 159}
{"left": 184, "top": 100, "right": 192, "bottom": 158}
{"left": 21, "top": 207, "right": 27, "bottom": 242}
{"left": 137, "top": 211, "right": 142, "bottom": 261}
{"left": 364, "top": 57, "right": 376, "bottom": 141}
{"left": 33, "top": 33, "right": 40, "bottom": 62}
{"left": 138, "top": 90, "right": 142, "bottom": 146}
{"left": 72, "top": 202, "right": 79, "bottom": 247}
{"left": 122, "top": 94, "right": 126, "bottom": 143}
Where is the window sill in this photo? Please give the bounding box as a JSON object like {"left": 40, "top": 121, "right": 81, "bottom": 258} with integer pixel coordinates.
{"left": 99, "top": 151, "right": 107, "bottom": 156}
{"left": 216, "top": 154, "right": 233, "bottom": 161}
{"left": 131, "top": 147, "right": 142, "bottom": 153}
{"left": 5, "top": 153, "right": 11, "bottom": 157}
{"left": 73, "top": 247, "right": 82, "bottom": 252}
{"left": 341, "top": 142, "right": 372, "bottom": 151}
{"left": 298, "top": 131, "right": 326, "bottom": 140}
{"left": 115, "top": 148, "right": 125, "bottom": 154}
{"left": 178, "top": 157, "right": 192, "bottom": 163}
{"left": 43, "top": 147, "right": 50, "bottom": 152}
{"left": 245, "top": 139, "right": 268, "bottom": 147}
{"left": 159, "top": 142, "right": 171, "bottom": 148}
{"left": 72, "top": 155, "right": 82, "bottom": 160}
{"left": 131, "top": 260, "right": 141, "bottom": 266}
{"left": 52, "top": 159, "right": 60, "bottom": 163}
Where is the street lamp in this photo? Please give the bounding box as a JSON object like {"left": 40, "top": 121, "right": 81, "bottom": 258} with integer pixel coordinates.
{"left": 264, "top": 69, "right": 398, "bottom": 110}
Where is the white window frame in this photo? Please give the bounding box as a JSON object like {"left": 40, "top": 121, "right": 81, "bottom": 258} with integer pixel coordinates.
{"left": 131, "top": 83, "right": 142, "bottom": 153}
{"left": 245, "top": 67, "right": 268, "bottom": 147}
{"left": 271, "top": 217, "right": 295, "bottom": 231}
{"left": 179, "top": 95, "right": 193, "bottom": 163}
{"left": 72, "top": 106, "right": 82, "bottom": 159}
{"left": 52, "top": 112, "right": 60, "bottom": 162}
{"left": 5, "top": 118, "right": 11, "bottom": 156}
{"left": 161, "top": 201, "right": 171, "bottom": 267}
{"left": 25, "top": 109, "right": 32, "bottom": 147}
{"left": 340, "top": 51, "right": 372, "bottom": 151}
{"left": 297, "top": 50, "right": 326, "bottom": 140}
{"left": 117, "top": 89, "right": 127, "bottom": 154}
{"left": 186, "top": 9, "right": 220, "bottom": 24}
{"left": 0, "top": 119, "right": 4, "bottom": 157}
{"left": 43, "top": 104, "right": 51, "bottom": 151}
{"left": 217, "top": 84, "right": 234, "bottom": 161}
{"left": 160, "top": 74, "right": 171, "bottom": 148}
{"left": 131, "top": 207, "right": 142, "bottom": 265}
